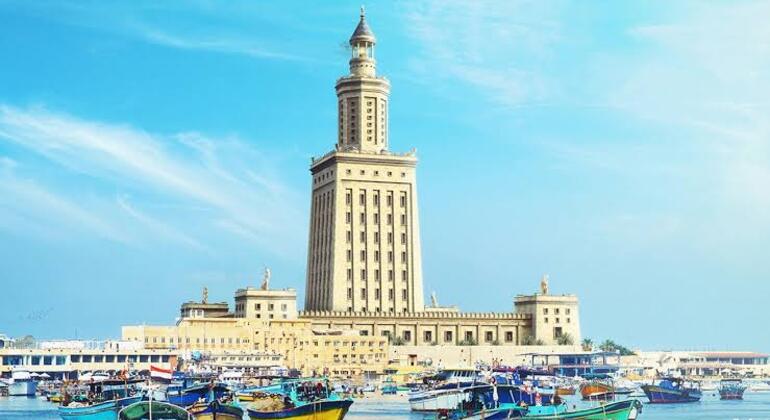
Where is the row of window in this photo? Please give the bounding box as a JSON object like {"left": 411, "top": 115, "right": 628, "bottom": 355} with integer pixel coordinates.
{"left": 543, "top": 307, "right": 571, "bottom": 315}
{"left": 543, "top": 317, "right": 571, "bottom": 324}
{"left": 1, "top": 354, "right": 172, "bottom": 365}
{"left": 346, "top": 231, "right": 407, "bottom": 245}
{"left": 377, "top": 330, "right": 517, "bottom": 344}
{"left": 347, "top": 192, "right": 407, "bottom": 207}
{"left": 344, "top": 169, "right": 405, "bottom": 178}
{"left": 346, "top": 268, "right": 408, "bottom": 282}
{"left": 346, "top": 249, "right": 408, "bottom": 263}
{"left": 347, "top": 287, "right": 408, "bottom": 301}
{"left": 345, "top": 212, "right": 408, "bottom": 226}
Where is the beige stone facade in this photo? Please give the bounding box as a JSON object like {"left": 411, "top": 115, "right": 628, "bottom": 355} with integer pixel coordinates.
{"left": 234, "top": 287, "right": 297, "bottom": 320}
{"left": 305, "top": 11, "right": 424, "bottom": 313}
{"left": 514, "top": 294, "right": 581, "bottom": 345}
{"left": 300, "top": 311, "right": 531, "bottom": 346}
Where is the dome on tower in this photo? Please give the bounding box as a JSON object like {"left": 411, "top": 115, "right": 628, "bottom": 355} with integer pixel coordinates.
{"left": 350, "top": 7, "right": 376, "bottom": 44}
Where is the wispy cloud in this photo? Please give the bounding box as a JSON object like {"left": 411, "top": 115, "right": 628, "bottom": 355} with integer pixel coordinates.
{"left": 402, "top": 1, "right": 564, "bottom": 107}
{"left": 0, "top": 104, "right": 303, "bottom": 255}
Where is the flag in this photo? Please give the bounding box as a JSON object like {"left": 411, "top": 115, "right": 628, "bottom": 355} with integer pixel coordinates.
{"left": 150, "top": 365, "right": 172, "bottom": 383}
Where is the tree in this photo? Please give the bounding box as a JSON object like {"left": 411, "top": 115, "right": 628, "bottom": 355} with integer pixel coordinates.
{"left": 458, "top": 338, "right": 478, "bottom": 346}
{"left": 581, "top": 338, "right": 594, "bottom": 351}
{"left": 598, "top": 339, "right": 635, "bottom": 356}
{"left": 491, "top": 339, "right": 501, "bottom": 346}
{"left": 390, "top": 336, "right": 406, "bottom": 346}
{"left": 522, "top": 335, "right": 544, "bottom": 346}
{"left": 557, "top": 333, "right": 574, "bottom": 345}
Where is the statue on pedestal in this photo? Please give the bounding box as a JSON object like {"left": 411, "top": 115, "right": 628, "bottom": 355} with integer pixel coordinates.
{"left": 202, "top": 287, "right": 208, "bottom": 304}
{"left": 540, "top": 274, "right": 549, "bottom": 295}
{"left": 430, "top": 291, "right": 438, "bottom": 308}
{"left": 261, "top": 267, "right": 271, "bottom": 291}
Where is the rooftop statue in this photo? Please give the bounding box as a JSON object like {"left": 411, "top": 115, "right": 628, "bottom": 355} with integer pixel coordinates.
{"left": 540, "top": 274, "right": 549, "bottom": 295}
{"left": 430, "top": 291, "right": 438, "bottom": 308}
{"left": 261, "top": 267, "right": 271, "bottom": 291}
{"left": 202, "top": 287, "right": 208, "bottom": 304}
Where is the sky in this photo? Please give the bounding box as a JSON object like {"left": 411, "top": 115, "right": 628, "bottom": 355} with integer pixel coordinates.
{"left": 0, "top": 0, "right": 768, "bottom": 351}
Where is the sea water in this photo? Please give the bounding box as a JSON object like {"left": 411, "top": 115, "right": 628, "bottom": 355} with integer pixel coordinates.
{"left": 2, "top": 393, "right": 770, "bottom": 419}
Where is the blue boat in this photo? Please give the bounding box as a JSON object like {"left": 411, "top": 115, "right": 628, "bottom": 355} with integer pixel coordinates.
{"left": 642, "top": 377, "right": 701, "bottom": 403}
{"left": 58, "top": 397, "right": 142, "bottom": 420}
{"left": 166, "top": 382, "right": 229, "bottom": 407}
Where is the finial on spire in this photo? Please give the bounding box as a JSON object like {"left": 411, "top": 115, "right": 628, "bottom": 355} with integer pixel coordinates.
{"left": 360, "top": 5, "right": 365, "bottom": 19}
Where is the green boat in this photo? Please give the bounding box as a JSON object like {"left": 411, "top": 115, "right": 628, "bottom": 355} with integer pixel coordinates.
{"left": 522, "top": 399, "right": 643, "bottom": 419}
{"left": 118, "top": 401, "right": 192, "bottom": 420}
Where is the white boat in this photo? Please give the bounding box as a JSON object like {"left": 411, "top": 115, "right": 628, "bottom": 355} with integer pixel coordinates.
{"left": 7, "top": 369, "right": 37, "bottom": 396}
{"left": 409, "top": 386, "right": 475, "bottom": 412}
{"left": 408, "top": 368, "right": 480, "bottom": 412}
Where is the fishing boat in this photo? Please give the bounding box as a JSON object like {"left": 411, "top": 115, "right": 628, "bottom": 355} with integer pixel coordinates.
{"left": 59, "top": 397, "right": 142, "bottom": 420}
{"left": 188, "top": 399, "right": 244, "bottom": 420}
{"left": 7, "top": 368, "right": 37, "bottom": 396}
{"left": 641, "top": 377, "right": 701, "bottom": 403}
{"left": 521, "top": 399, "right": 643, "bottom": 420}
{"left": 247, "top": 398, "right": 353, "bottom": 420}
{"left": 245, "top": 379, "right": 353, "bottom": 420}
{"left": 380, "top": 377, "right": 398, "bottom": 395}
{"left": 408, "top": 368, "right": 481, "bottom": 412}
{"left": 166, "top": 382, "right": 230, "bottom": 407}
{"left": 118, "top": 401, "right": 192, "bottom": 420}
{"left": 718, "top": 379, "right": 746, "bottom": 400}
{"left": 580, "top": 375, "right": 615, "bottom": 401}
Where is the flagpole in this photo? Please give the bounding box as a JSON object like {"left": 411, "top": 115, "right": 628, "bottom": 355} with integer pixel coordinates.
{"left": 148, "top": 375, "right": 153, "bottom": 420}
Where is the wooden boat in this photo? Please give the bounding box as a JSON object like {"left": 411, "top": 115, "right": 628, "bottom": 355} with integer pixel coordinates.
{"left": 118, "top": 401, "right": 192, "bottom": 420}
{"left": 58, "top": 397, "right": 142, "bottom": 420}
{"left": 641, "top": 377, "right": 701, "bottom": 403}
{"left": 580, "top": 381, "right": 614, "bottom": 400}
{"left": 718, "top": 379, "right": 746, "bottom": 400}
{"left": 247, "top": 398, "right": 353, "bottom": 420}
{"left": 188, "top": 400, "right": 244, "bottom": 420}
{"left": 522, "top": 399, "right": 643, "bottom": 419}
{"left": 167, "top": 382, "right": 229, "bottom": 407}
{"left": 555, "top": 386, "right": 576, "bottom": 396}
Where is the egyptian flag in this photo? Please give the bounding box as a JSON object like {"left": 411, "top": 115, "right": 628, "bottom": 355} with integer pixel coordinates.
{"left": 150, "top": 365, "right": 173, "bottom": 383}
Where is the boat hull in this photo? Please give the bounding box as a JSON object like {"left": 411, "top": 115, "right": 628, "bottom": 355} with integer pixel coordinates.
{"left": 189, "top": 401, "right": 244, "bottom": 420}
{"left": 641, "top": 385, "right": 701, "bottom": 403}
{"left": 409, "top": 388, "right": 469, "bottom": 412}
{"left": 59, "top": 400, "right": 118, "bottom": 420}
{"left": 580, "top": 382, "right": 614, "bottom": 400}
{"left": 8, "top": 381, "right": 37, "bottom": 397}
{"left": 247, "top": 399, "right": 353, "bottom": 420}
{"left": 523, "top": 399, "right": 642, "bottom": 420}
{"left": 59, "top": 397, "right": 143, "bottom": 420}
{"left": 118, "top": 401, "right": 192, "bottom": 420}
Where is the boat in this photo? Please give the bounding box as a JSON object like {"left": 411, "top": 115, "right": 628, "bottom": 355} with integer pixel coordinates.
{"left": 408, "top": 368, "right": 481, "bottom": 412}
{"left": 641, "top": 377, "right": 701, "bottom": 403}
{"left": 580, "top": 375, "right": 615, "bottom": 401}
{"left": 247, "top": 398, "right": 353, "bottom": 420}
{"left": 245, "top": 379, "right": 353, "bottom": 420}
{"left": 718, "top": 379, "right": 746, "bottom": 400}
{"left": 380, "top": 378, "right": 398, "bottom": 395}
{"left": 8, "top": 368, "right": 38, "bottom": 396}
{"left": 188, "top": 400, "right": 244, "bottom": 420}
{"left": 521, "top": 399, "right": 643, "bottom": 420}
{"left": 167, "top": 382, "right": 230, "bottom": 407}
{"left": 118, "top": 401, "right": 192, "bottom": 420}
{"left": 59, "top": 397, "right": 142, "bottom": 420}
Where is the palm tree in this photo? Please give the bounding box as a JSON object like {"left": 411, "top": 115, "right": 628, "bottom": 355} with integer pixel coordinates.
{"left": 557, "top": 333, "right": 574, "bottom": 345}
{"left": 581, "top": 338, "right": 593, "bottom": 351}
{"left": 600, "top": 339, "right": 617, "bottom": 352}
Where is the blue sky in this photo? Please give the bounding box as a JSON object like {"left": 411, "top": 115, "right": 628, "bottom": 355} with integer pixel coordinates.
{"left": 1, "top": 0, "right": 768, "bottom": 351}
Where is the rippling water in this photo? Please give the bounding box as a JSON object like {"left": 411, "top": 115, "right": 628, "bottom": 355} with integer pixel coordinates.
{"left": 2, "top": 393, "right": 770, "bottom": 419}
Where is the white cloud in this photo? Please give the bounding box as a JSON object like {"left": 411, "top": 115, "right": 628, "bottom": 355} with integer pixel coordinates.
{"left": 0, "top": 104, "right": 303, "bottom": 255}
{"left": 402, "top": 0, "right": 564, "bottom": 106}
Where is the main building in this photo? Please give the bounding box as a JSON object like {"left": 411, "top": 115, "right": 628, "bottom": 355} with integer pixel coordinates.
{"left": 117, "top": 11, "right": 583, "bottom": 377}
